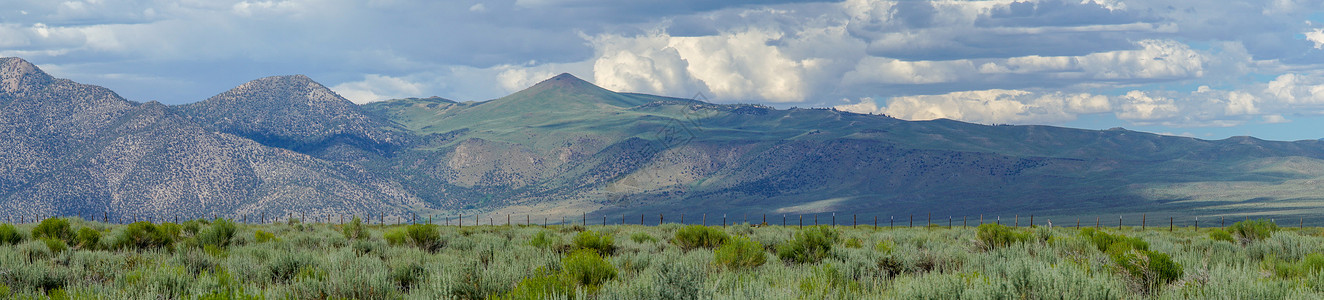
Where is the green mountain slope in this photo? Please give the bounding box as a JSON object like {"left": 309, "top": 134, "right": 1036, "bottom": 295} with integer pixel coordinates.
{"left": 365, "top": 73, "right": 1324, "bottom": 223}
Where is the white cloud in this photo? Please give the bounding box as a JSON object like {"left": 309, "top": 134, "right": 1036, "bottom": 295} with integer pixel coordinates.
{"left": 1262, "top": 114, "right": 1290, "bottom": 123}
{"left": 495, "top": 65, "right": 558, "bottom": 93}
{"left": 985, "top": 39, "right": 1205, "bottom": 80}
{"left": 588, "top": 27, "right": 830, "bottom": 102}
{"left": 232, "top": 1, "right": 305, "bottom": 17}
{"left": 589, "top": 33, "right": 702, "bottom": 97}
{"left": 835, "top": 89, "right": 1111, "bottom": 124}
{"left": 1079, "top": 40, "right": 1204, "bottom": 80}
{"left": 1116, "top": 90, "right": 1181, "bottom": 122}
{"left": 1307, "top": 28, "right": 1324, "bottom": 49}
{"left": 834, "top": 97, "right": 882, "bottom": 115}
{"left": 843, "top": 57, "right": 976, "bottom": 85}
{"left": 330, "top": 74, "right": 424, "bottom": 104}
{"left": 667, "top": 28, "right": 816, "bottom": 102}
{"left": 469, "top": 3, "right": 486, "bottom": 12}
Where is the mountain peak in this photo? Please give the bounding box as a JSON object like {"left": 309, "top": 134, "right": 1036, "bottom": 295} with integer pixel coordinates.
{"left": 530, "top": 72, "right": 596, "bottom": 91}
{"left": 178, "top": 74, "right": 406, "bottom": 155}
{"left": 1, "top": 57, "right": 54, "bottom": 93}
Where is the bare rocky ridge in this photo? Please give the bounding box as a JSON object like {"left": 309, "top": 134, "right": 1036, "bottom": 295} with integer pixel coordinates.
{"left": 0, "top": 58, "right": 423, "bottom": 221}
{"left": 178, "top": 74, "right": 410, "bottom": 160}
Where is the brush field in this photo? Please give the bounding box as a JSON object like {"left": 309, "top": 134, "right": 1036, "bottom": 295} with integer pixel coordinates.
{"left": 0, "top": 217, "right": 1322, "bottom": 299}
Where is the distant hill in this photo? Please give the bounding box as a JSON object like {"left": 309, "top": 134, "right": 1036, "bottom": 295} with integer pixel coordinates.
{"left": 5, "top": 56, "right": 1324, "bottom": 223}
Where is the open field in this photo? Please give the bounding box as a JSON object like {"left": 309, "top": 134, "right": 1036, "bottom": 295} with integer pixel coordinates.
{"left": 0, "top": 218, "right": 1323, "bottom": 299}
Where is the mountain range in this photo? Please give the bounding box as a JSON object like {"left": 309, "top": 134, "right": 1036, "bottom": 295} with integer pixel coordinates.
{"left": 4, "top": 57, "right": 1324, "bottom": 224}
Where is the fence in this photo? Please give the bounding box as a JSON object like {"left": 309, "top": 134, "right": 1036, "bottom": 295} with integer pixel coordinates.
{"left": 4, "top": 211, "right": 1317, "bottom": 230}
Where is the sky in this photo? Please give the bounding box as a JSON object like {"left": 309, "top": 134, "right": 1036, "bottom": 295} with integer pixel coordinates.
{"left": 4, "top": 0, "right": 1324, "bottom": 141}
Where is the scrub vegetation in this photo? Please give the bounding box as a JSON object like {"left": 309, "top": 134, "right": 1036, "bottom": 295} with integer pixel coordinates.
{"left": 0, "top": 217, "right": 1320, "bottom": 299}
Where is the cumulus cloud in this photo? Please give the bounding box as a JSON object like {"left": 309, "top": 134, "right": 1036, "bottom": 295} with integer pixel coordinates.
{"left": 330, "top": 74, "right": 425, "bottom": 104}
{"left": 835, "top": 89, "right": 1111, "bottom": 124}
{"left": 496, "top": 66, "right": 558, "bottom": 93}
{"left": 586, "top": 28, "right": 829, "bottom": 102}
{"left": 1308, "top": 28, "right": 1324, "bottom": 49}
{"left": 589, "top": 33, "right": 703, "bottom": 97}
{"left": 1115, "top": 90, "right": 1181, "bottom": 122}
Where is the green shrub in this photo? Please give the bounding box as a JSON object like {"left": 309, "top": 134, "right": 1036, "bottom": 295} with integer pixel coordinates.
{"left": 0, "top": 224, "right": 25, "bottom": 245}
{"left": 875, "top": 240, "right": 895, "bottom": 254}
{"left": 496, "top": 273, "right": 574, "bottom": 300}
{"left": 197, "top": 218, "right": 237, "bottom": 248}
{"left": 254, "top": 230, "right": 276, "bottom": 243}
{"left": 1209, "top": 229, "right": 1235, "bottom": 243}
{"left": 1229, "top": 219, "right": 1278, "bottom": 242}
{"left": 113, "top": 222, "right": 173, "bottom": 250}
{"left": 389, "top": 261, "right": 427, "bottom": 292}
{"left": 630, "top": 232, "right": 657, "bottom": 243}
{"left": 405, "top": 224, "right": 443, "bottom": 252}
{"left": 844, "top": 237, "right": 863, "bottom": 248}
{"left": 351, "top": 239, "right": 383, "bottom": 255}
{"left": 1145, "top": 251, "right": 1183, "bottom": 284}
{"left": 1267, "top": 253, "right": 1324, "bottom": 278}
{"left": 1108, "top": 244, "right": 1183, "bottom": 288}
{"left": 74, "top": 227, "right": 100, "bottom": 250}
{"left": 341, "top": 216, "right": 368, "bottom": 240}
{"left": 181, "top": 219, "right": 203, "bottom": 236}
{"left": 573, "top": 230, "right": 616, "bottom": 255}
{"left": 777, "top": 226, "right": 838, "bottom": 264}
{"left": 383, "top": 228, "right": 407, "bottom": 246}
{"left": 1079, "top": 228, "right": 1148, "bottom": 252}
{"left": 562, "top": 249, "right": 617, "bottom": 291}
{"left": 529, "top": 231, "right": 560, "bottom": 249}
{"left": 673, "top": 225, "right": 729, "bottom": 250}
{"left": 31, "top": 218, "right": 72, "bottom": 242}
{"left": 268, "top": 251, "right": 313, "bottom": 283}
{"left": 17, "top": 240, "right": 52, "bottom": 262}
{"left": 158, "top": 222, "right": 182, "bottom": 240}
{"left": 976, "top": 223, "right": 1030, "bottom": 250}
{"left": 714, "top": 236, "right": 766, "bottom": 270}
{"left": 41, "top": 238, "right": 68, "bottom": 253}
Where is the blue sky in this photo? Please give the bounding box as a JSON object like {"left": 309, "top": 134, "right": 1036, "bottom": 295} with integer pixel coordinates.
{"left": 4, "top": 0, "right": 1324, "bottom": 141}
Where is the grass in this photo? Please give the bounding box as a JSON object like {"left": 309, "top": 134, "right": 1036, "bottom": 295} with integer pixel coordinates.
{"left": 0, "top": 217, "right": 1322, "bottom": 298}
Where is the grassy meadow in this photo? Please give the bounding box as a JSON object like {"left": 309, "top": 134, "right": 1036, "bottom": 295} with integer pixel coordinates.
{"left": 0, "top": 217, "right": 1322, "bottom": 299}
